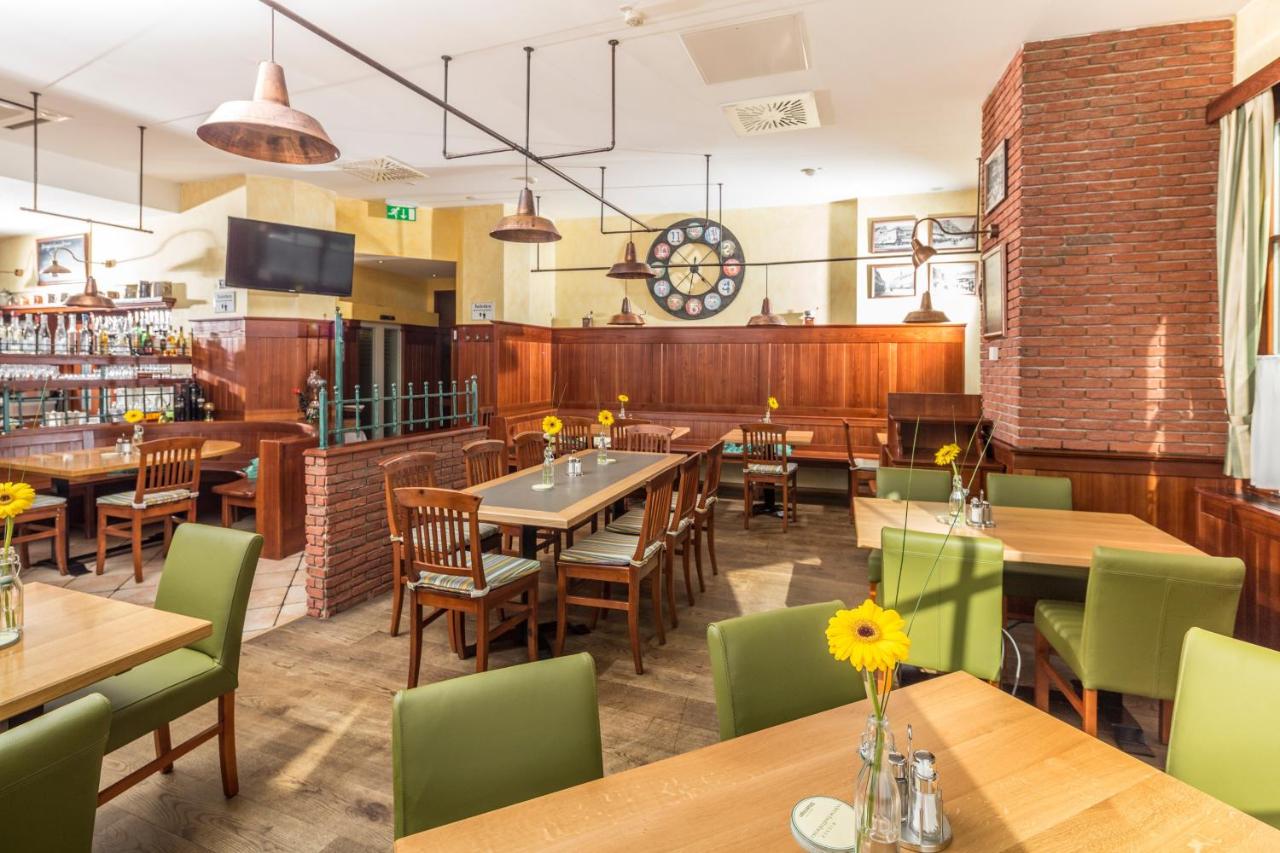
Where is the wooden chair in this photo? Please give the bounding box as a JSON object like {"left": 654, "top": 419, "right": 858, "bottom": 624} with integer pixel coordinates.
{"left": 13, "top": 494, "right": 68, "bottom": 575}
{"left": 463, "top": 439, "right": 526, "bottom": 556}
{"left": 213, "top": 479, "right": 256, "bottom": 529}
{"left": 609, "top": 417, "right": 650, "bottom": 448}
{"left": 693, "top": 440, "right": 725, "bottom": 584}
{"left": 380, "top": 451, "right": 439, "bottom": 638}
{"left": 556, "top": 417, "right": 594, "bottom": 456}
{"left": 555, "top": 467, "right": 676, "bottom": 674}
{"left": 397, "top": 487, "right": 540, "bottom": 686}
{"left": 512, "top": 430, "right": 546, "bottom": 470}
{"left": 842, "top": 418, "right": 878, "bottom": 522}
{"left": 623, "top": 424, "right": 673, "bottom": 453}
{"left": 96, "top": 437, "right": 204, "bottom": 583}
{"left": 741, "top": 423, "right": 798, "bottom": 532}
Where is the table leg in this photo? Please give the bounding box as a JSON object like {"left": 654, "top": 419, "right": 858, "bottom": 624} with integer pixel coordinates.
{"left": 519, "top": 526, "right": 539, "bottom": 560}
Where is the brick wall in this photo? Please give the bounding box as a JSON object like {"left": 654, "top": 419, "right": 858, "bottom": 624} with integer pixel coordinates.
{"left": 302, "top": 426, "right": 485, "bottom": 618}
{"left": 979, "top": 21, "right": 1234, "bottom": 456}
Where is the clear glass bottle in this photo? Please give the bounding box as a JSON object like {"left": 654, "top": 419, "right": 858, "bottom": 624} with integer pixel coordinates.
{"left": 541, "top": 441, "right": 555, "bottom": 488}
{"left": 854, "top": 715, "right": 902, "bottom": 852}
{"left": 53, "top": 314, "right": 68, "bottom": 355}
{"left": 0, "top": 547, "right": 24, "bottom": 650}
{"left": 947, "top": 473, "right": 967, "bottom": 520}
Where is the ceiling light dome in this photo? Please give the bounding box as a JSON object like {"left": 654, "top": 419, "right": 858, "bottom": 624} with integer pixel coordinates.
{"left": 198, "top": 60, "right": 339, "bottom": 165}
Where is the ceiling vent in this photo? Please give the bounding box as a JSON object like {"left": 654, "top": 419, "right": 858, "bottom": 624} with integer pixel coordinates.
{"left": 681, "top": 13, "right": 809, "bottom": 85}
{"left": 0, "top": 102, "right": 70, "bottom": 131}
{"left": 722, "top": 91, "right": 820, "bottom": 137}
{"left": 339, "top": 156, "right": 427, "bottom": 184}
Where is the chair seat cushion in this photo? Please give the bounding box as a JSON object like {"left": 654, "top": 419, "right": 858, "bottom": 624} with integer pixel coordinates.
{"left": 608, "top": 509, "right": 691, "bottom": 537}
{"left": 408, "top": 552, "right": 540, "bottom": 598}
{"left": 1034, "top": 599, "right": 1087, "bottom": 684}
{"left": 1005, "top": 561, "right": 1087, "bottom": 602}
{"left": 746, "top": 462, "right": 798, "bottom": 476}
{"left": 47, "top": 648, "right": 234, "bottom": 753}
{"left": 852, "top": 458, "right": 879, "bottom": 471}
{"left": 559, "top": 530, "right": 663, "bottom": 567}
{"left": 97, "top": 488, "right": 193, "bottom": 508}
{"left": 30, "top": 494, "right": 67, "bottom": 509}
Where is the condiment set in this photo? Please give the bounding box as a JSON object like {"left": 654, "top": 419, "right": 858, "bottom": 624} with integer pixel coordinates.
{"left": 965, "top": 489, "right": 995, "bottom": 528}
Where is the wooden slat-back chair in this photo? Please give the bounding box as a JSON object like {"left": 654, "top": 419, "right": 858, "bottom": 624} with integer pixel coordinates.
{"left": 610, "top": 418, "right": 651, "bottom": 448}
{"left": 462, "top": 440, "right": 506, "bottom": 486}
{"left": 623, "top": 424, "right": 673, "bottom": 453}
{"left": 13, "top": 495, "right": 68, "bottom": 575}
{"left": 381, "top": 451, "right": 439, "bottom": 638}
{"left": 842, "top": 418, "right": 878, "bottom": 521}
{"left": 396, "top": 487, "right": 539, "bottom": 686}
{"left": 693, "top": 440, "right": 725, "bottom": 582}
{"left": 512, "top": 431, "right": 545, "bottom": 470}
{"left": 96, "top": 437, "right": 204, "bottom": 583}
{"left": 663, "top": 454, "right": 703, "bottom": 626}
{"left": 741, "top": 422, "right": 798, "bottom": 532}
{"left": 557, "top": 417, "right": 594, "bottom": 456}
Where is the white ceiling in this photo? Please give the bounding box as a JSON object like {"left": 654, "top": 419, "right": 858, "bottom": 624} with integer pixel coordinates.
{"left": 0, "top": 0, "right": 1249, "bottom": 227}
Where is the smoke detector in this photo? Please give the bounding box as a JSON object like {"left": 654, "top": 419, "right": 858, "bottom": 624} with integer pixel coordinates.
{"left": 722, "top": 91, "right": 821, "bottom": 137}
{"left": 619, "top": 5, "right": 645, "bottom": 27}
{"left": 339, "top": 156, "right": 427, "bottom": 184}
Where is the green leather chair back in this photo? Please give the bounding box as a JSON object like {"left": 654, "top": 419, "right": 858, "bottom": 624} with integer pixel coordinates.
{"left": 875, "top": 468, "right": 950, "bottom": 502}
{"left": 707, "top": 601, "right": 865, "bottom": 741}
{"left": 0, "top": 694, "right": 111, "bottom": 853}
{"left": 1167, "top": 629, "right": 1280, "bottom": 829}
{"left": 1081, "top": 547, "right": 1244, "bottom": 698}
{"left": 392, "top": 653, "right": 603, "bottom": 839}
{"left": 880, "top": 528, "right": 1005, "bottom": 681}
{"left": 986, "top": 473, "right": 1072, "bottom": 510}
{"left": 154, "top": 524, "right": 263, "bottom": 675}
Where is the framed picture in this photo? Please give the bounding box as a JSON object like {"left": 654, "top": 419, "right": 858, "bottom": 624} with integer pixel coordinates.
{"left": 929, "top": 214, "right": 978, "bottom": 253}
{"left": 868, "top": 217, "right": 916, "bottom": 254}
{"left": 983, "top": 141, "right": 1007, "bottom": 215}
{"left": 36, "top": 234, "right": 89, "bottom": 287}
{"left": 930, "top": 260, "right": 978, "bottom": 295}
{"left": 867, "top": 264, "right": 916, "bottom": 299}
{"left": 980, "top": 244, "right": 1006, "bottom": 338}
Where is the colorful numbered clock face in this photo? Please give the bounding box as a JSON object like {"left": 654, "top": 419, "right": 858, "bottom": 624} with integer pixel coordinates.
{"left": 646, "top": 218, "right": 745, "bottom": 320}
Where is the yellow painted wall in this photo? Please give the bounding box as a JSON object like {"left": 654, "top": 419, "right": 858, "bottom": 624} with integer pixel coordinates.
{"left": 338, "top": 265, "right": 440, "bottom": 326}
{"left": 1236, "top": 0, "right": 1280, "bottom": 81}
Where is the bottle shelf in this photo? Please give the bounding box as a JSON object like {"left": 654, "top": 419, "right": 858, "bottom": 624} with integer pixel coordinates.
{"left": 2, "top": 377, "right": 187, "bottom": 392}
{"left": 0, "top": 297, "right": 176, "bottom": 315}
{"left": 0, "top": 353, "right": 191, "bottom": 366}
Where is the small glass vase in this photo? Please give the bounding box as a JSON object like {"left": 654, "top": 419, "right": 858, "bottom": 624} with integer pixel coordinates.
{"left": 596, "top": 435, "right": 610, "bottom": 465}
{"left": 0, "top": 547, "right": 24, "bottom": 650}
{"left": 763, "top": 408, "right": 772, "bottom": 423}
{"left": 947, "top": 474, "right": 967, "bottom": 521}
{"left": 619, "top": 403, "right": 627, "bottom": 419}
{"left": 854, "top": 713, "right": 902, "bottom": 852}
{"left": 132, "top": 422, "right": 145, "bottom": 447}
{"left": 541, "top": 442, "right": 556, "bottom": 488}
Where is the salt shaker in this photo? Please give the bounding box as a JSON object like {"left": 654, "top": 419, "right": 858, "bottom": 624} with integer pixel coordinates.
{"left": 901, "top": 750, "right": 952, "bottom": 851}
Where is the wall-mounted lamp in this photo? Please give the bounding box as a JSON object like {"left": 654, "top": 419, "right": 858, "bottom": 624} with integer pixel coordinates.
{"left": 902, "top": 216, "right": 998, "bottom": 324}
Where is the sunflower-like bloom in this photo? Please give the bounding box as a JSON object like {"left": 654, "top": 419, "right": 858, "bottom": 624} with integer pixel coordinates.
{"left": 767, "top": 396, "right": 779, "bottom": 410}
{"left": 541, "top": 415, "right": 563, "bottom": 437}
{"left": 0, "top": 482, "right": 36, "bottom": 520}
{"left": 934, "top": 443, "right": 961, "bottom": 467}
{"left": 123, "top": 409, "right": 144, "bottom": 424}
{"left": 597, "top": 409, "right": 614, "bottom": 427}
{"left": 826, "top": 600, "right": 910, "bottom": 672}
{"left": 617, "top": 394, "right": 629, "bottom": 404}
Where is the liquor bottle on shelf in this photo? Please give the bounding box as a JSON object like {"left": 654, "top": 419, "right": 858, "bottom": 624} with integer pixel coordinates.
{"left": 20, "top": 315, "right": 35, "bottom": 354}
{"left": 80, "top": 315, "right": 95, "bottom": 356}
{"left": 53, "top": 315, "right": 67, "bottom": 355}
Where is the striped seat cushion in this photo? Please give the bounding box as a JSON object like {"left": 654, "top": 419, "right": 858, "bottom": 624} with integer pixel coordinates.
{"left": 607, "top": 509, "right": 691, "bottom": 537}
{"left": 407, "top": 552, "right": 540, "bottom": 598}
{"left": 30, "top": 494, "right": 67, "bottom": 509}
{"left": 97, "top": 488, "right": 193, "bottom": 508}
{"left": 746, "top": 462, "right": 798, "bottom": 476}
{"left": 407, "top": 522, "right": 502, "bottom": 547}
{"left": 559, "top": 530, "right": 663, "bottom": 567}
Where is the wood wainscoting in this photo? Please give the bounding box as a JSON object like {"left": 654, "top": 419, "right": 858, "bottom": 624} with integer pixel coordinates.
{"left": 1197, "top": 488, "right": 1280, "bottom": 651}
{"left": 193, "top": 318, "right": 336, "bottom": 421}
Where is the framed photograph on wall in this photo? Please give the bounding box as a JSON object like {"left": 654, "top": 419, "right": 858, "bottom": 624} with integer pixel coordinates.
{"left": 983, "top": 140, "right": 1007, "bottom": 215}
{"left": 980, "top": 244, "right": 1006, "bottom": 338}
{"left": 929, "top": 214, "right": 978, "bottom": 253}
{"left": 36, "top": 234, "right": 89, "bottom": 287}
{"left": 867, "top": 263, "right": 916, "bottom": 299}
{"left": 868, "top": 217, "right": 916, "bottom": 254}
{"left": 930, "top": 260, "right": 978, "bottom": 295}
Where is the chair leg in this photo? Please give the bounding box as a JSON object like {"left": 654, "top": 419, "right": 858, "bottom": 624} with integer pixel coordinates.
{"left": 1034, "top": 630, "right": 1050, "bottom": 712}
{"left": 1082, "top": 689, "right": 1098, "bottom": 738}
{"left": 162, "top": 517, "right": 174, "bottom": 556}
{"left": 706, "top": 506, "right": 719, "bottom": 576}
{"left": 221, "top": 497, "right": 232, "bottom": 529}
{"left": 218, "top": 691, "right": 239, "bottom": 798}
{"left": 475, "top": 605, "right": 490, "bottom": 672}
{"left": 1159, "top": 699, "right": 1173, "bottom": 745}
{"left": 848, "top": 469, "right": 856, "bottom": 524}
{"left": 55, "top": 507, "right": 68, "bottom": 576}
{"left": 665, "top": 548, "right": 678, "bottom": 629}
{"left": 526, "top": 587, "right": 539, "bottom": 662}
{"left": 453, "top": 612, "right": 467, "bottom": 660}
{"left": 693, "top": 526, "right": 706, "bottom": 593}
{"left": 389, "top": 555, "right": 403, "bottom": 638}
{"left": 554, "top": 565, "right": 568, "bottom": 657}
{"left": 407, "top": 601, "right": 424, "bottom": 689}
{"left": 742, "top": 481, "right": 751, "bottom": 529}
{"left": 16, "top": 541, "right": 30, "bottom": 572}
{"left": 682, "top": 541, "right": 695, "bottom": 607}
{"left": 781, "top": 480, "right": 789, "bottom": 534}
{"left": 627, "top": 578, "right": 643, "bottom": 675}
{"left": 651, "top": 568, "right": 665, "bottom": 646}
{"left": 95, "top": 509, "right": 108, "bottom": 575}
{"left": 131, "top": 517, "right": 144, "bottom": 584}
{"left": 154, "top": 724, "right": 174, "bottom": 774}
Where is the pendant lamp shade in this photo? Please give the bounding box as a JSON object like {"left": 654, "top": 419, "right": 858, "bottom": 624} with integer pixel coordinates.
{"left": 490, "top": 187, "right": 562, "bottom": 243}
{"left": 903, "top": 224, "right": 948, "bottom": 323}
{"left": 608, "top": 295, "right": 644, "bottom": 326}
{"left": 41, "top": 258, "right": 71, "bottom": 276}
{"left": 910, "top": 236, "right": 937, "bottom": 268}
{"left": 748, "top": 296, "right": 786, "bottom": 326}
{"left": 65, "top": 276, "right": 116, "bottom": 311}
{"left": 197, "top": 61, "right": 340, "bottom": 165}
{"left": 606, "top": 240, "right": 654, "bottom": 279}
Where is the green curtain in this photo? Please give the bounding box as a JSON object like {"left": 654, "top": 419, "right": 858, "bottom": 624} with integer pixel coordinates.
{"left": 1216, "top": 92, "right": 1275, "bottom": 478}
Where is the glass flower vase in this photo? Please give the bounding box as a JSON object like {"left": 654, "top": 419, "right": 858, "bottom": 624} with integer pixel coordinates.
{"left": 947, "top": 474, "right": 967, "bottom": 520}
{"left": 854, "top": 713, "right": 901, "bottom": 852}
{"left": 541, "top": 442, "right": 556, "bottom": 488}
{"left": 0, "top": 547, "right": 24, "bottom": 650}
{"left": 763, "top": 408, "right": 772, "bottom": 423}
{"left": 596, "top": 436, "right": 609, "bottom": 465}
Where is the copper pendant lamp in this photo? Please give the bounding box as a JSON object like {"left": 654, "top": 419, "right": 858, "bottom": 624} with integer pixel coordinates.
{"left": 903, "top": 221, "right": 949, "bottom": 323}
{"left": 197, "top": 12, "right": 339, "bottom": 165}
{"left": 608, "top": 280, "right": 644, "bottom": 326}
{"left": 490, "top": 186, "right": 562, "bottom": 243}
{"left": 748, "top": 265, "right": 786, "bottom": 325}
{"left": 40, "top": 257, "right": 71, "bottom": 277}
{"left": 65, "top": 275, "right": 115, "bottom": 311}
{"left": 606, "top": 229, "right": 654, "bottom": 280}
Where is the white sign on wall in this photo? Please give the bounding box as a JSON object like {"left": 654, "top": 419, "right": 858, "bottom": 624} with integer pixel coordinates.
{"left": 214, "top": 289, "right": 237, "bottom": 314}
{"left": 470, "top": 301, "right": 495, "bottom": 321}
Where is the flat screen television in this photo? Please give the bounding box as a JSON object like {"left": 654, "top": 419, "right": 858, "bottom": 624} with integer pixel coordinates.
{"left": 225, "top": 216, "right": 355, "bottom": 297}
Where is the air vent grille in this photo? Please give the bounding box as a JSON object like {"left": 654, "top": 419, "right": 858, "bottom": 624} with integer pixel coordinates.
{"left": 0, "top": 103, "right": 71, "bottom": 131}
{"left": 339, "top": 156, "right": 427, "bottom": 184}
{"left": 722, "top": 92, "right": 820, "bottom": 137}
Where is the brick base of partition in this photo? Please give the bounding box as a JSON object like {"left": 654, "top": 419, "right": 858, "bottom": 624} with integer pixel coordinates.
{"left": 302, "top": 425, "right": 486, "bottom": 618}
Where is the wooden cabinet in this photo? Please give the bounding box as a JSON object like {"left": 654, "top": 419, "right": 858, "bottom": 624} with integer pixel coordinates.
{"left": 1197, "top": 488, "right": 1280, "bottom": 651}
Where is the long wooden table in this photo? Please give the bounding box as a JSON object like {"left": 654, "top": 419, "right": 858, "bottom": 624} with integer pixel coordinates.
{"left": 396, "top": 672, "right": 1279, "bottom": 851}
{"left": 1, "top": 582, "right": 211, "bottom": 720}
{"left": 854, "top": 497, "right": 1204, "bottom": 567}
{"left": 5, "top": 438, "right": 241, "bottom": 480}
{"left": 720, "top": 428, "right": 814, "bottom": 447}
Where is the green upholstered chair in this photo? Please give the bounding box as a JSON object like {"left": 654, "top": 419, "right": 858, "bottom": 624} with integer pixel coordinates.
{"left": 986, "top": 472, "right": 1085, "bottom": 604}
{"left": 1167, "top": 629, "right": 1280, "bottom": 829}
{"left": 1034, "top": 547, "right": 1244, "bottom": 738}
{"left": 50, "top": 523, "right": 263, "bottom": 803}
{"left": 880, "top": 528, "right": 1005, "bottom": 681}
{"left": 866, "top": 468, "right": 952, "bottom": 598}
{"left": 392, "top": 652, "right": 603, "bottom": 839}
{"left": 0, "top": 694, "right": 111, "bottom": 853}
{"left": 707, "top": 601, "right": 866, "bottom": 741}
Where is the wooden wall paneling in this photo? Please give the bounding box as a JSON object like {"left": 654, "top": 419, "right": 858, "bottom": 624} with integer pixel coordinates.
{"left": 1197, "top": 488, "right": 1280, "bottom": 651}
{"left": 494, "top": 323, "right": 553, "bottom": 413}
{"left": 452, "top": 325, "right": 496, "bottom": 413}
{"left": 256, "top": 434, "right": 317, "bottom": 560}
{"left": 193, "top": 318, "right": 336, "bottom": 421}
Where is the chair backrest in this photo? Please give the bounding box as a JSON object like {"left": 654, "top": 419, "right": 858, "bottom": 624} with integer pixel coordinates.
{"left": 841, "top": 418, "right": 859, "bottom": 466}
{"left": 512, "top": 431, "right": 544, "bottom": 470}
{"left": 671, "top": 453, "right": 701, "bottom": 534}
{"left": 392, "top": 653, "right": 604, "bottom": 837}
{"left": 380, "top": 451, "right": 438, "bottom": 540}
{"left": 880, "top": 527, "right": 1005, "bottom": 681}
{"left": 986, "top": 472, "right": 1072, "bottom": 510}
{"left": 394, "top": 487, "right": 487, "bottom": 590}
{"left": 1167, "top": 628, "right": 1280, "bottom": 829}
{"left": 133, "top": 436, "right": 205, "bottom": 503}
{"left": 461, "top": 439, "right": 505, "bottom": 487}
{"left": 875, "top": 467, "right": 950, "bottom": 502}
{"left": 557, "top": 417, "right": 594, "bottom": 455}
{"left": 1080, "top": 547, "right": 1244, "bottom": 698}
{"left": 633, "top": 468, "right": 677, "bottom": 564}
{"left": 700, "top": 440, "right": 725, "bottom": 510}
{"left": 740, "top": 422, "right": 788, "bottom": 468}
{"left": 0, "top": 693, "right": 112, "bottom": 853}
{"left": 155, "top": 523, "right": 263, "bottom": 674}
{"left": 707, "top": 601, "right": 865, "bottom": 740}
{"left": 610, "top": 417, "right": 650, "bottom": 447}
{"left": 625, "top": 424, "right": 674, "bottom": 453}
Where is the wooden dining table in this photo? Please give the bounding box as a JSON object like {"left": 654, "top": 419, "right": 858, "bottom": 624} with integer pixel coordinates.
{"left": 720, "top": 427, "right": 814, "bottom": 447}
{"left": 854, "top": 497, "right": 1204, "bottom": 567}
{"left": 4, "top": 438, "right": 241, "bottom": 481}
{"left": 595, "top": 423, "right": 690, "bottom": 442}
{"left": 0, "top": 582, "right": 211, "bottom": 722}
{"left": 395, "top": 672, "right": 1280, "bottom": 851}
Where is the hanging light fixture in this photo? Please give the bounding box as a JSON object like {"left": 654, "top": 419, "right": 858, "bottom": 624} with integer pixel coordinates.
{"left": 63, "top": 224, "right": 116, "bottom": 310}
{"left": 40, "top": 255, "right": 71, "bottom": 277}
{"left": 902, "top": 219, "right": 949, "bottom": 324}
{"left": 491, "top": 47, "right": 561, "bottom": 243}
{"left": 197, "top": 10, "right": 339, "bottom": 165}
{"left": 608, "top": 281, "right": 645, "bottom": 326}
{"left": 607, "top": 220, "right": 654, "bottom": 279}
{"left": 748, "top": 265, "right": 786, "bottom": 326}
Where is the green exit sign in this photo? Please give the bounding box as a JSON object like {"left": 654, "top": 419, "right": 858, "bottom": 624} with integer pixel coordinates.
{"left": 386, "top": 204, "right": 417, "bottom": 222}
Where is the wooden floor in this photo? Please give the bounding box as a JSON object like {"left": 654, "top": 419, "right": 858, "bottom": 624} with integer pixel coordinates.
{"left": 90, "top": 497, "right": 1165, "bottom": 851}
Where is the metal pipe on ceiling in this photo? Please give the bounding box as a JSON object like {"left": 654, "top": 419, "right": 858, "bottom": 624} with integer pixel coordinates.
{"left": 531, "top": 253, "right": 911, "bottom": 274}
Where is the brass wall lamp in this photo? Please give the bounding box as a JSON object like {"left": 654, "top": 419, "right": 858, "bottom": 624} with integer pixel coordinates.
{"left": 902, "top": 216, "right": 999, "bottom": 324}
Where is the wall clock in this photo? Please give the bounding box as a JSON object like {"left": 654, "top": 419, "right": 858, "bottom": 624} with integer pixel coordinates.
{"left": 646, "top": 218, "right": 745, "bottom": 320}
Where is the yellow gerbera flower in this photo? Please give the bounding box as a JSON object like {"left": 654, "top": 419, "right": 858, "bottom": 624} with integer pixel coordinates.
{"left": 597, "top": 409, "right": 614, "bottom": 427}
{"left": 123, "top": 409, "right": 144, "bottom": 424}
{"left": 826, "top": 600, "right": 910, "bottom": 672}
{"left": 767, "top": 396, "right": 779, "bottom": 410}
{"left": 617, "top": 394, "right": 629, "bottom": 404}
{"left": 0, "top": 482, "right": 36, "bottom": 520}
{"left": 934, "top": 443, "right": 961, "bottom": 467}
{"left": 541, "top": 415, "right": 563, "bottom": 437}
